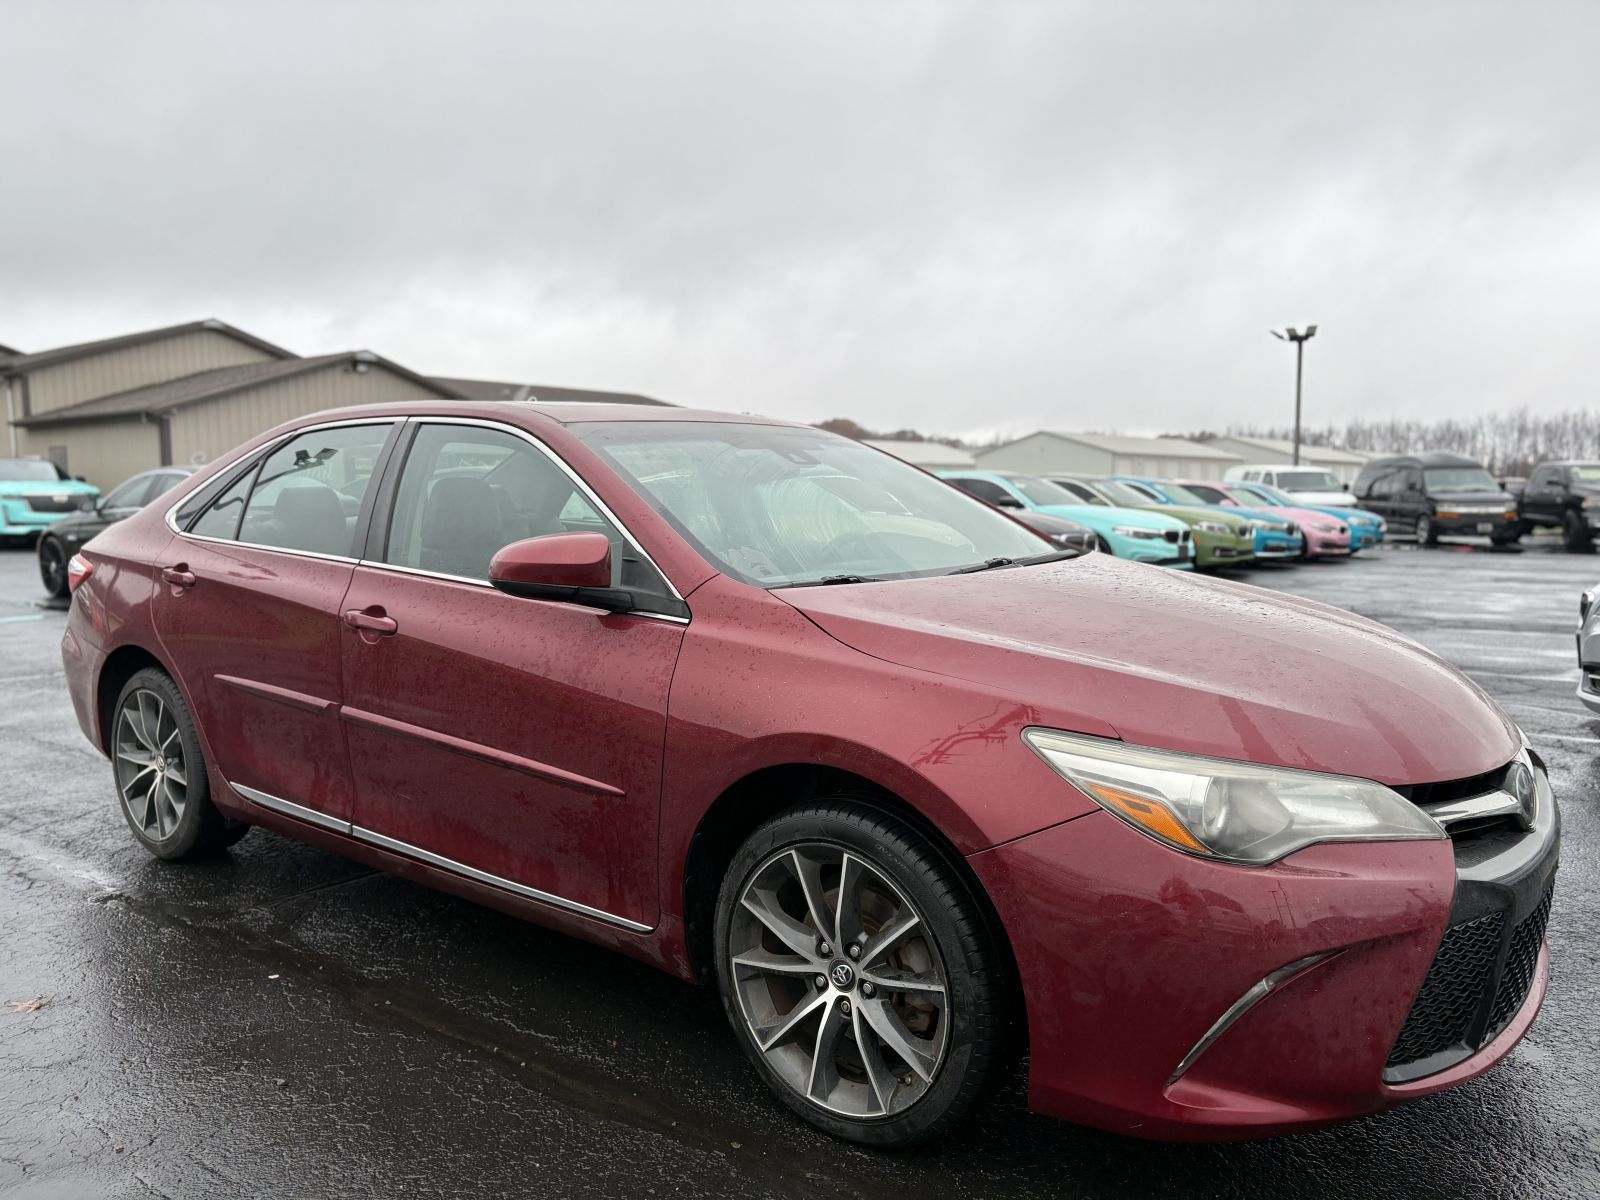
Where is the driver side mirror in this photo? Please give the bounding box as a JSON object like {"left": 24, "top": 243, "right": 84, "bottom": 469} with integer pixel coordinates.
{"left": 994, "top": 496, "right": 1024, "bottom": 509}
{"left": 489, "top": 533, "right": 634, "bottom": 613}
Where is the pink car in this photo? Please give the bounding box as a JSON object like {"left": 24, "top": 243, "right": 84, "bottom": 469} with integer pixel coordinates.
{"left": 1175, "top": 479, "right": 1353, "bottom": 558}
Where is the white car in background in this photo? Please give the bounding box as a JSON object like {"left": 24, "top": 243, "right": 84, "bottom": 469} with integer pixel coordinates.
{"left": 1224, "top": 464, "right": 1358, "bottom": 506}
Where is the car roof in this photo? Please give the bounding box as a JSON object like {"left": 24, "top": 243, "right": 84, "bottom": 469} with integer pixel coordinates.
{"left": 1361, "top": 452, "right": 1483, "bottom": 469}
{"left": 272, "top": 399, "right": 810, "bottom": 431}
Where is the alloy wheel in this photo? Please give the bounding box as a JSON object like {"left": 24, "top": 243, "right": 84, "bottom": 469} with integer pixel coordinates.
{"left": 728, "top": 843, "right": 950, "bottom": 1119}
{"left": 114, "top": 688, "right": 188, "bottom": 841}
{"left": 39, "top": 540, "right": 65, "bottom": 595}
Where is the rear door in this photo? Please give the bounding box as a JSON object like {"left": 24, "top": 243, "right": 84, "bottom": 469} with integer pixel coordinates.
{"left": 338, "top": 418, "right": 687, "bottom": 931}
{"left": 1520, "top": 466, "right": 1559, "bottom": 524}
{"left": 155, "top": 419, "right": 399, "bottom": 829}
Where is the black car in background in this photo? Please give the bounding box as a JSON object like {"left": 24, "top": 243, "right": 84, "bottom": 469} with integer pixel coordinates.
{"left": 1516, "top": 461, "right": 1600, "bottom": 550}
{"left": 1009, "top": 508, "right": 1097, "bottom": 554}
{"left": 1353, "top": 452, "right": 1518, "bottom": 546}
{"left": 37, "top": 466, "right": 196, "bottom": 597}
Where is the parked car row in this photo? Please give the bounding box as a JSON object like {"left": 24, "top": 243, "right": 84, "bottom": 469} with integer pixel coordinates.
{"left": 937, "top": 467, "right": 1385, "bottom": 572}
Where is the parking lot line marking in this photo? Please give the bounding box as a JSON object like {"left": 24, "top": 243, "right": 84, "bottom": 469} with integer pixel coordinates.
{"left": 1469, "top": 669, "right": 1579, "bottom": 682}
{"left": 0, "top": 613, "right": 46, "bottom": 623}
{"left": 1536, "top": 733, "right": 1600, "bottom": 746}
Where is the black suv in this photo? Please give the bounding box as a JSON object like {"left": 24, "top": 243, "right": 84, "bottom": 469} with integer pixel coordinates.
{"left": 1517, "top": 461, "right": 1600, "bottom": 549}
{"left": 1353, "top": 452, "right": 1518, "bottom": 546}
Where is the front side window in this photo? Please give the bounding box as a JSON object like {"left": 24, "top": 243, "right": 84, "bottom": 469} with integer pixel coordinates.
{"left": 145, "top": 472, "right": 188, "bottom": 504}
{"left": 382, "top": 423, "right": 673, "bottom": 601}
{"left": 99, "top": 475, "right": 152, "bottom": 510}
{"left": 1100, "top": 480, "right": 1159, "bottom": 505}
{"left": 947, "top": 476, "right": 1013, "bottom": 505}
{"left": 575, "top": 422, "right": 1055, "bottom": 587}
{"left": 1182, "top": 483, "right": 1230, "bottom": 504}
{"left": 1007, "top": 476, "right": 1078, "bottom": 507}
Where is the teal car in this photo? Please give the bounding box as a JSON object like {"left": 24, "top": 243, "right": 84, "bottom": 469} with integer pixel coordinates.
{"left": 0, "top": 457, "right": 100, "bottom": 544}
{"left": 1223, "top": 480, "right": 1386, "bottom": 550}
{"left": 1116, "top": 476, "right": 1305, "bottom": 560}
{"left": 938, "top": 470, "right": 1194, "bottom": 568}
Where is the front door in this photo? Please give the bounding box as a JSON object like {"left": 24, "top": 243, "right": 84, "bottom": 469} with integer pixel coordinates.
{"left": 154, "top": 420, "right": 398, "bottom": 827}
{"left": 340, "top": 420, "right": 687, "bottom": 930}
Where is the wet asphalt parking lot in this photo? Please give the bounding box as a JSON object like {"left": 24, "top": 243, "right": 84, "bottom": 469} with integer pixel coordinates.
{"left": 2, "top": 538, "right": 1598, "bottom": 1200}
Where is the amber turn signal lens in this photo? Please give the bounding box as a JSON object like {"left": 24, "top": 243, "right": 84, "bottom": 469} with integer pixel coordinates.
{"left": 1085, "top": 783, "right": 1207, "bottom": 852}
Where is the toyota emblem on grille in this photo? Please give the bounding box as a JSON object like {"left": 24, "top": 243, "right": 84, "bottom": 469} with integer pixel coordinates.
{"left": 830, "top": 962, "right": 855, "bottom": 989}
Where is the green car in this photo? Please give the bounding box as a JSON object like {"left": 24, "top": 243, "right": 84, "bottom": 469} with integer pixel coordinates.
{"left": 0, "top": 457, "right": 100, "bottom": 545}
{"left": 1048, "top": 474, "right": 1257, "bottom": 570}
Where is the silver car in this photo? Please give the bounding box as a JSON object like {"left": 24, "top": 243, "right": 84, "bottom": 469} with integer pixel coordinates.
{"left": 1579, "top": 583, "right": 1600, "bottom": 712}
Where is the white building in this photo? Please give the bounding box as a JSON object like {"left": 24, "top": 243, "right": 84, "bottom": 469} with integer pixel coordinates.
{"left": 862, "top": 438, "right": 976, "bottom": 471}
{"left": 975, "top": 431, "right": 1242, "bottom": 481}
{"left": 1202, "top": 436, "right": 1373, "bottom": 484}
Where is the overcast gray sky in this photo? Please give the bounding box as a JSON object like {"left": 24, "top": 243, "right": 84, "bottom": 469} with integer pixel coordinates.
{"left": 2, "top": 1, "right": 1596, "bottom": 440}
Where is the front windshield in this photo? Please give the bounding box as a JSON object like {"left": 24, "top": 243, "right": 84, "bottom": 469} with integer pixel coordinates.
{"left": 1089, "top": 479, "right": 1153, "bottom": 507}
{"left": 1424, "top": 466, "right": 1497, "bottom": 491}
{"left": 1239, "top": 482, "right": 1293, "bottom": 506}
{"left": 575, "top": 421, "right": 1058, "bottom": 586}
{"left": 1274, "top": 470, "right": 1342, "bottom": 491}
{"left": 1008, "top": 475, "right": 1080, "bottom": 506}
{"left": 0, "top": 458, "right": 64, "bottom": 482}
{"left": 1154, "top": 481, "right": 1213, "bottom": 506}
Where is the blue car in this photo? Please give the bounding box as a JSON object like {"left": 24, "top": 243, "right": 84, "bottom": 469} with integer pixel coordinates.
{"left": 0, "top": 456, "right": 100, "bottom": 544}
{"left": 1115, "top": 476, "right": 1305, "bottom": 560}
{"left": 938, "top": 470, "right": 1195, "bottom": 568}
{"left": 1222, "top": 481, "right": 1386, "bottom": 551}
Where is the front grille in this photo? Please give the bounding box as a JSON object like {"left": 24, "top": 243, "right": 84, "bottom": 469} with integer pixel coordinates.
{"left": 1163, "top": 529, "right": 1180, "bottom": 544}
{"left": 1488, "top": 887, "right": 1554, "bottom": 1032}
{"left": 1386, "top": 911, "right": 1504, "bottom": 1067}
{"left": 1386, "top": 881, "right": 1554, "bottom": 1075}
{"left": 24, "top": 494, "right": 81, "bottom": 514}
{"left": 1396, "top": 763, "right": 1509, "bottom": 808}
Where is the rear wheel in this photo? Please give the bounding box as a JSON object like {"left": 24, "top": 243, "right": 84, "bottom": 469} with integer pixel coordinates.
{"left": 1563, "top": 510, "right": 1592, "bottom": 551}
{"left": 38, "top": 536, "right": 68, "bottom": 598}
{"left": 715, "top": 803, "right": 1001, "bottom": 1146}
{"left": 112, "top": 668, "right": 249, "bottom": 860}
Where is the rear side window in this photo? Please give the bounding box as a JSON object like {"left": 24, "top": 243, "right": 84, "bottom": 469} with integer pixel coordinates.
{"left": 186, "top": 423, "right": 392, "bottom": 555}
{"left": 99, "top": 475, "right": 151, "bottom": 511}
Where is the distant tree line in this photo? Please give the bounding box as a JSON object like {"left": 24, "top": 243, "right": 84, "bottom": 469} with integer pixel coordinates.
{"left": 1195, "top": 408, "right": 1600, "bottom": 476}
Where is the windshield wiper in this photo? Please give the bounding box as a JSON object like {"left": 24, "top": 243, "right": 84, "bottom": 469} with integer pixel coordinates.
{"left": 779, "top": 574, "right": 886, "bottom": 588}
{"left": 947, "top": 557, "right": 1018, "bottom": 574}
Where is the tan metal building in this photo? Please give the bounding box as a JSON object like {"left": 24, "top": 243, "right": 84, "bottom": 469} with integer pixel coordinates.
{"left": 976, "top": 431, "right": 1244, "bottom": 481}
{"left": 2, "top": 320, "right": 462, "bottom": 489}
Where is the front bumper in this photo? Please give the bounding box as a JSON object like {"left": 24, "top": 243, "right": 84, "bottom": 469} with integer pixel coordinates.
{"left": 1303, "top": 529, "right": 1353, "bottom": 557}
{"left": 1113, "top": 533, "right": 1195, "bottom": 569}
{"left": 971, "top": 768, "right": 1558, "bottom": 1140}
{"left": 1433, "top": 512, "right": 1519, "bottom": 538}
{"left": 1252, "top": 531, "right": 1304, "bottom": 559}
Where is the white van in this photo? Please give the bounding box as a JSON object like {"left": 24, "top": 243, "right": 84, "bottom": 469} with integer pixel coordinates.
{"left": 1223, "top": 464, "right": 1358, "bottom": 506}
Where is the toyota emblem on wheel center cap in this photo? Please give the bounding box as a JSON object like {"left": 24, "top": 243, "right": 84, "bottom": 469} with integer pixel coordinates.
{"left": 829, "top": 961, "right": 855, "bottom": 990}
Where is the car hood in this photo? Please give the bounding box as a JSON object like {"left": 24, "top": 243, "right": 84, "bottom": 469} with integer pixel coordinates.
{"left": 1269, "top": 505, "right": 1350, "bottom": 530}
{"left": 1031, "top": 504, "right": 1186, "bottom": 531}
{"left": 1285, "top": 489, "right": 1358, "bottom": 505}
{"left": 1145, "top": 505, "right": 1252, "bottom": 531}
{"left": 779, "top": 554, "right": 1519, "bottom": 786}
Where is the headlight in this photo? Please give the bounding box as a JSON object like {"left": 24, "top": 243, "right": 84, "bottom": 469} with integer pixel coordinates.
{"left": 1584, "top": 497, "right": 1600, "bottom": 510}
{"left": 1022, "top": 728, "right": 1444, "bottom": 865}
{"left": 1111, "top": 525, "right": 1164, "bottom": 540}
{"left": 1311, "top": 521, "right": 1339, "bottom": 532}
{"left": 1376, "top": 518, "right": 1387, "bottom": 531}
{"left": 1194, "top": 520, "right": 1231, "bottom": 535}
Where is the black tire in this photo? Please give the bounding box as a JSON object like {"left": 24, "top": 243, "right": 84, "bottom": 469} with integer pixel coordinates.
{"left": 1563, "top": 510, "right": 1592, "bottom": 552}
{"left": 38, "top": 536, "right": 69, "bottom": 599}
{"left": 1415, "top": 513, "right": 1437, "bottom": 545}
{"left": 1095, "top": 535, "right": 1114, "bottom": 555}
{"left": 714, "top": 801, "right": 1002, "bottom": 1147}
{"left": 111, "top": 667, "right": 249, "bottom": 860}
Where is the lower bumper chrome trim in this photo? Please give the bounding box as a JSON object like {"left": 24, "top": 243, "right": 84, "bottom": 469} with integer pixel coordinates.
{"left": 1167, "top": 951, "right": 1335, "bottom": 1086}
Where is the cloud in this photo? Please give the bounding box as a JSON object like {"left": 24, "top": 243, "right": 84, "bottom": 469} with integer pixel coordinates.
{"left": 2, "top": 0, "right": 1597, "bottom": 438}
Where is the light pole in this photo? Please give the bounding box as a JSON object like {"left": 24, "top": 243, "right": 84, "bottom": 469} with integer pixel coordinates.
{"left": 1270, "top": 325, "right": 1317, "bottom": 465}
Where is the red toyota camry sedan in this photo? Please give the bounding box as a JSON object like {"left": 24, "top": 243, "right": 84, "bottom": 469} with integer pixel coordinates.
{"left": 60, "top": 401, "right": 1558, "bottom": 1145}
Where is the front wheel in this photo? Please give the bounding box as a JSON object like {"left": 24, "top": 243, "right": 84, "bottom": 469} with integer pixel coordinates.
{"left": 715, "top": 803, "right": 1002, "bottom": 1146}
{"left": 1415, "top": 513, "right": 1437, "bottom": 545}
{"left": 38, "top": 536, "right": 69, "bottom": 598}
{"left": 1563, "top": 510, "right": 1592, "bottom": 552}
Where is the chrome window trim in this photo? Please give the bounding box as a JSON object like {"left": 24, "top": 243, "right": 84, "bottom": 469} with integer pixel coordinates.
{"left": 397, "top": 415, "right": 686, "bottom": 604}
{"left": 348, "top": 557, "right": 689, "bottom": 623}
{"left": 230, "top": 778, "right": 653, "bottom": 933}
